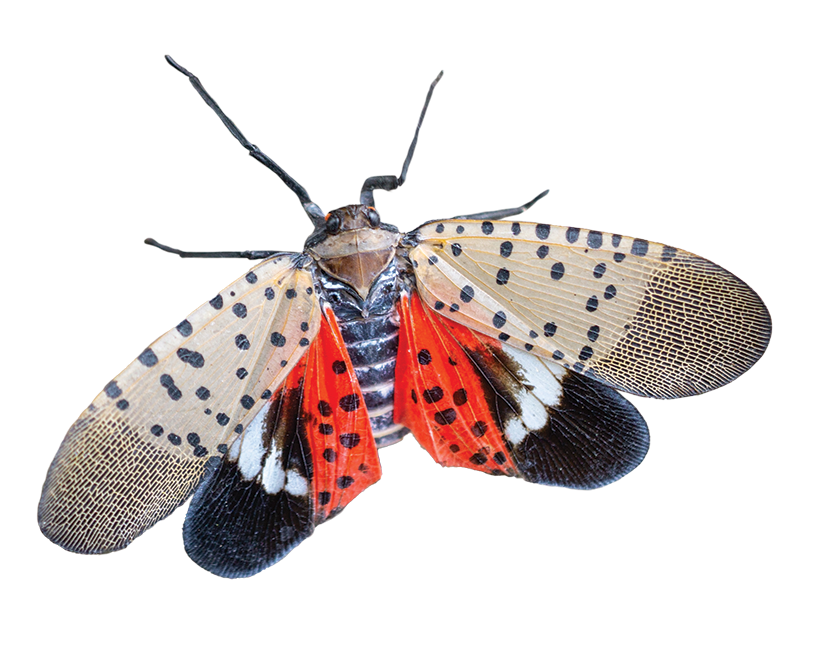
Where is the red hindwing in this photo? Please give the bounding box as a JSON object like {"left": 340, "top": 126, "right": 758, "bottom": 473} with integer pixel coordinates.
{"left": 182, "top": 305, "right": 382, "bottom": 577}
{"left": 394, "top": 292, "right": 519, "bottom": 476}
{"left": 306, "top": 305, "right": 382, "bottom": 521}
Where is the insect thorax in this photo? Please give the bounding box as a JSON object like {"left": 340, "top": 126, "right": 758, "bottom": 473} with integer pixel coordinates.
{"left": 308, "top": 204, "right": 401, "bottom": 300}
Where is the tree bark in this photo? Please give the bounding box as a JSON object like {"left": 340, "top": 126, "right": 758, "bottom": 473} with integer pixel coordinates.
{"left": 36, "top": 56, "right": 773, "bottom": 579}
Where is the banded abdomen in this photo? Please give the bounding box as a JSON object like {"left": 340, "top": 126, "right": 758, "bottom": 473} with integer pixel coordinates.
{"left": 338, "top": 312, "right": 408, "bottom": 447}
{"left": 317, "top": 260, "right": 408, "bottom": 447}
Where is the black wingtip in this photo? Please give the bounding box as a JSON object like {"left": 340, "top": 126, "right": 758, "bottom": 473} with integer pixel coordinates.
{"left": 164, "top": 55, "right": 191, "bottom": 77}
{"left": 183, "top": 458, "right": 314, "bottom": 578}
{"left": 178, "top": 54, "right": 223, "bottom": 86}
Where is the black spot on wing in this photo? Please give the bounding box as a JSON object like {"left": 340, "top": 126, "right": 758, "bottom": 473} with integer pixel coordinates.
{"left": 176, "top": 320, "right": 193, "bottom": 337}
{"left": 104, "top": 381, "right": 122, "bottom": 399}
{"left": 138, "top": 348, "right": 158, "bottom": 367}
{"left": 661, "top": 246, "right": 677, "bottom": 262}
{"left": 587, "top": 231, "right": 603, "bottom": 249}
{"left": 631, "top": 239, "right": 649, "bottom": 257}
{"left": 177, "top": 348, "right": 205, "bottom": 368}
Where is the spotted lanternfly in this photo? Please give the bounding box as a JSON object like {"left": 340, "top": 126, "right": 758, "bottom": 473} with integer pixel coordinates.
{"left": 38, "top": 57, "right": 772, "bottom": 578}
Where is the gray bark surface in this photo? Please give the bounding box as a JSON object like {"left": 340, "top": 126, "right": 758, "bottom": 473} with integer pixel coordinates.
{"left": 35, "top": 56, "right": 773, "bottom": 579}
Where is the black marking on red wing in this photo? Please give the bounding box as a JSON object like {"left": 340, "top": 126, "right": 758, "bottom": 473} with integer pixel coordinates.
{"left": 517, "top": 376, "right": 650, "bottom": 488}
{"left": 464, "top": 341, "right": 650, "bottom": 489}
{"left": 183, "top": 371, "right": 314, "bottom": 578}
{"left": 182, "top": 305, "right": 382, "bottom": 577}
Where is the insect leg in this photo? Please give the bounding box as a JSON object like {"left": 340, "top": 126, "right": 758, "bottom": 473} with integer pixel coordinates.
{"left": 359, "top": 71, "right": 444, "bottom": 208}
{"left": 144, "top": 238, "right": 281, "bottom": 260}
{"left": 450, "top": 189, "right": 549, "bottom": 220}
{"left": 165, "top": 55, "right": 326, "bottom": 228}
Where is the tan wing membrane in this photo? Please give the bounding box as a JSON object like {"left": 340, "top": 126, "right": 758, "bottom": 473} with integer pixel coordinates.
{"left": 408, "top": 220, "right": 771, "bottom": 399}
{"left": 39, "top": 254, "right": 320, "bottom": 553}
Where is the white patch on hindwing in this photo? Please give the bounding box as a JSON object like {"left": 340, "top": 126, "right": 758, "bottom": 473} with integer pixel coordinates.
{"left": 262, "top": 453, "right": 285, "bottom": 494}
{"left": 284, "top": 470, "right": 309, "bottom": 496}
{"left": 500, "top": 343, "right": 566, "bottom": 446}
{"left": 230, "top": 399, "right": 309, "bottom": 498}
{"left": 231, "top": 400, "right": 268, "bottom": 480}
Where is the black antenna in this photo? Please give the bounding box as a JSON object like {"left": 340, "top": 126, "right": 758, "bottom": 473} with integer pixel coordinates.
{"left": 178, "top": 54, "right": 223, "bottom": 86}
{"left": 360, "top": 71, "right": 443, "bottom": 208}
{"left": 451, "top": 189, "right": 550, "bottom": 220}
{"left": 165, "top": 55, "right": 325, "bottom": 228}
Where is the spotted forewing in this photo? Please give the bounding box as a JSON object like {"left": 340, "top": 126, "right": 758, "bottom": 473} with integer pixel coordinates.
{"left": 39, "top": 254, "right": 320, "bottom": 554}
{"left": 410, "top": 220, "right": 770, "bottom": 399}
